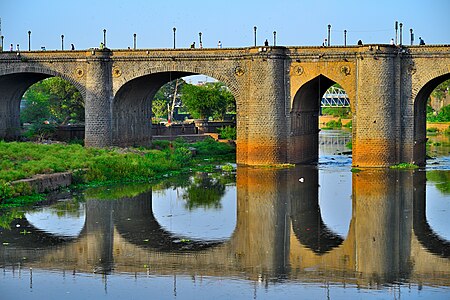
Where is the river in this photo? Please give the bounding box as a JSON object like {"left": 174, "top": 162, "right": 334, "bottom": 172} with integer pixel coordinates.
{"left": 0, "top": 130, "right": 449, "bottom": 299}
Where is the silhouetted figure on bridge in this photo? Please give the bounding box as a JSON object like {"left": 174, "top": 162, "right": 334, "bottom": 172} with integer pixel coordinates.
{"left": 71, "top": 43, "right": 75, "bottom": 50}
{"left": 217, "top": 40, "right": 222, "bottom": 48}
{"left": 419, "top": 37, "right": 425, "bottom": 45}
{"left": 264, "top": 39, "right": 269, "bottom": 46}
{"left": 357, "top": 40, "right": 363, "bottom": 46}
{"left": 190, "top": 42, "right": 195, "bottom": 48}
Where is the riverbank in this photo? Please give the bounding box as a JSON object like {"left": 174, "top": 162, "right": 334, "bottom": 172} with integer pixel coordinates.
{"left": 0, "top": 138, "right": 235, "bottom": 205}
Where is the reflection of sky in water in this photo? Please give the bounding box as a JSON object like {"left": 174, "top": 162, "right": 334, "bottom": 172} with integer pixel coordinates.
{"left": 426, "top": 184, "right": 450, "bottom": 240}
{"left": 152, "top": 185, "right": 236, "bottom": 241}
{"left": 318, "top": 130, "right": 352, "bottom": 238}
{"left": 25, "top": 203, "right": 86, "bottom": 238}
{"left": 318, "top": 169, "right": 352, "bottom": 238}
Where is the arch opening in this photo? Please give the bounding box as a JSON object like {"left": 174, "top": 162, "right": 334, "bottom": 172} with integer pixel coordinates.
{"left": 414, "top": 75, "right": 450, "bottom": 166}
{"left": 0, "top": 72, "right": 84, "bottom": 142}
{"left": 290, "top": 75, "right": 352, "bottom": 164}
{"left": 113, "top": 72, "right": 237, "bottom": 149}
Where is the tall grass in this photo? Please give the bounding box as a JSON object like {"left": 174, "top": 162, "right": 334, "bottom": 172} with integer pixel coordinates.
{"left": 0, "top": 139, "right": 235, "bottom": 201}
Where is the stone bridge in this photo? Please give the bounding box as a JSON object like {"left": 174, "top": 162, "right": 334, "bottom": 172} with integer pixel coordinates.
{"left": 0, "top": 167, "right": 448, "bottom": 287}
{"left": 0, "top": 45, "right": 449, "bottom": 167}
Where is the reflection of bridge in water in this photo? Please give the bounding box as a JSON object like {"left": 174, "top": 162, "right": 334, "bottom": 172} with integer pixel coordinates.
{"left": 1, "top": 168, "right": 449, "bottom": 288}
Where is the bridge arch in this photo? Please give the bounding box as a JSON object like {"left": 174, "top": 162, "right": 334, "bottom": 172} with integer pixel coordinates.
{"left": 111, "top": 67, "right": 240, "bottom": 146}
{"left": 288, "top": 74, "right": 352, "bottom": 163}
{"left": 413, "top": 72, "right": 450, "bottom": 165}
{"left": 0, "top": 66, "right": 85, "bottom": 139}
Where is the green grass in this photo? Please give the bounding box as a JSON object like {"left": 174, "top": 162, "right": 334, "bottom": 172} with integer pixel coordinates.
{"left": 389, "top": 163, "right": 419, "bottom": 169}
{"left": 0, "top": 138, "right": 236, "bottom": 202}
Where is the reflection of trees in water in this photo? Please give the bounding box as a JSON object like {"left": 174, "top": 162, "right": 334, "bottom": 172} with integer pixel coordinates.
{"left": 427, "top": 170, "right": 450, "bottom": 194}
{"left": 183, "top": 172, "right": 226, "bottom": 210}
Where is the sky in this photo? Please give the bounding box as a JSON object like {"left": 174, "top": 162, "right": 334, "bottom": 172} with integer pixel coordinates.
{"left": 1, "top": 0, "right": 449, "bottom": 51}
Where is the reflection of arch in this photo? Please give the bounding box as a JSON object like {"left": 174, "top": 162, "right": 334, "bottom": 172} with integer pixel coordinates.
{"left": 413, "top": 73, "right": 450, "bottom": 166}
{"left": 0, "top": 217, "right": 79, "bottom": 249}
{"left": 112, "top": 192, "right": 226, "bottom": 252}
{"left": 413, "top": 172, "right": 450, "bottom": 258}
{"left": 289, "top": 166, "right": 344, "bottom": 254}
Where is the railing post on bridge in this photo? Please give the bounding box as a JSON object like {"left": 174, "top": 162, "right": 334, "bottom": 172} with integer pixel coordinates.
{"left": 327, "top": 24, "right": 331, "bottom": 46}
{"left": 273, "top": 31, "right": 276, "bottom": 46}
{"left": 133, "top": 33, "right": 136, "bottom": 50}
{"left": 103, "top": 29, "right": 107, "bottom": 47}
{"left": 1, "top": 35, "right": 4, "bottom": 51}
{"left": 173, "top": 27, "right": 176, "bottom": 49}
{"left": 399, "top": 23, "right": 403, "bottom": 46}
{"left": 28, "top": 31, "right": 31, "bottom": 51}
{"left": 410, "top": 28, "right": 414, "bottom": 46}
{"left": 61, "top": 35, "right": 64, "bottom": 50}
{"left": 395, "top": 21, "right": 398, "bottom": 45}
{"left": 344, "top": 30, "right": 347, "bottom": 46}
{"left": 253, "top": 26, "right": 257, "bottom": 46}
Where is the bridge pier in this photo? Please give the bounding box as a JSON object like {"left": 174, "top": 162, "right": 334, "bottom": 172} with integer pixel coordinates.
{"left": 84, "top": 50, "right": 114, "bottom": 147}
{"left": 237, "top": 53, "right": 288, "bottom": 165}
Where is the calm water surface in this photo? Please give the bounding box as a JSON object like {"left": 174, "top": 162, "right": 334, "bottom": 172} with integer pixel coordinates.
{"left": 1, "top": 130, "right": 449, "bottom": 299}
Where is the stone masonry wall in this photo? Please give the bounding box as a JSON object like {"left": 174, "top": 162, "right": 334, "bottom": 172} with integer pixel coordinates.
{"left": 0, "top": 46, "right": 449, "bottom": 166}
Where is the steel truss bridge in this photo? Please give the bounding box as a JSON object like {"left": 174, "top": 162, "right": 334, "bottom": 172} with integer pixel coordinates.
{"left": 321, "top": 86, "right": 350, "bottom": 107}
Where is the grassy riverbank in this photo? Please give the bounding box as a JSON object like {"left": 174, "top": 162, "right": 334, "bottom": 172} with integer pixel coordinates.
{"left": 0, "top": 138, "right": 235, "bottom": 204}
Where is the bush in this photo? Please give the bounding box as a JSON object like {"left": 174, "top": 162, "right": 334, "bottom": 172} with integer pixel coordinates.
{"left": 323, "top": 119, "right": 342, "bottom": 129}
{"left": 24, "top": 121, "right": 57, "bottom": 141}
{"left": 217, "top": 126, "right": 236, "bottom": 140}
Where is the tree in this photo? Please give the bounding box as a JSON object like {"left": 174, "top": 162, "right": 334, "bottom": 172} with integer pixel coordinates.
{"left": 21, "top": 77, "right": 84, "bottom": 125}
{"left": 181, "top": 82, "right": 235, "bottom": 120}
{"left": 152, "top": 79, "right": 186, "bottom": 119}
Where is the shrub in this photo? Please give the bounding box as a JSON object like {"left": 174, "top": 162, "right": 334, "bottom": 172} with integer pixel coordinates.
{"left": 217, "top": 126, "right": 236, "bottom": 140}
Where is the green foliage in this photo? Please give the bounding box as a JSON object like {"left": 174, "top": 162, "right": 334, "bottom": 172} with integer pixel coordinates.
{"left": 0, "top": 138, "right": 236, "bottom": 202}
{"left": 321, "top": 107, "right": 351, "bottom": 118}
{"left": 152, "top": 79, "right": 186, "bottom": 119}
{"left": 427, "top": 127, "right": 439, "bottom": 133}
{"left": 322, "top": 119, "right": 342, "bottom": 129}
{"left": 444, "top": 126, "right": 450, "bottom": 135}
{"left": 431, "top": 79, "right": 450, "bottom": 100}
{"left": 181, "top": 82, "right": 235, "bottom": 120}
{"left": 389, "top": 163, "right": 419, "bottom": 169}
{"left": 24, "top": 121, "right": 57, "bottom": 140}
{"left": 427, "top": 104, "right": 450, "bottom": 122}
{"left": 343, "top": 120, "right": 352, "bottom": 128}
{"left": 22, "top": 77, "right": 84, "bottom": 125}
{"left": 0, "top": 209, "right": 25, "bottom": 229}
{"left": 346, "top": 141, "right": 352, "bottom": 149}
{"left": 217, "top": 126, "right": 236, "bottom": 140}
{"left": 192, "top": 137, "right": 235, "bottom": 156}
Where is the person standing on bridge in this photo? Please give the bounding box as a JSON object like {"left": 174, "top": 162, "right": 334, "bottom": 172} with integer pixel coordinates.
{"left": 9, "top": 44, "right": 13, "bottom": 51}
{"left": 71, "top": 43, "right": 75, "bottom": 50}
{"left": 390, "top": 38, "right": 395, "bottom": 45}
{"left": 419, "top": 37, "right": 425, "bottom": 45}
{"left": 99, "top": 42, "right": 104, "bottom": 50}
{"left": 217, "top": 40, "right": 222, "bottom": 48}
{"left": 264, "top": 39, "right": 269, "bottom": 46}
